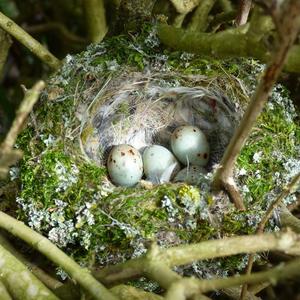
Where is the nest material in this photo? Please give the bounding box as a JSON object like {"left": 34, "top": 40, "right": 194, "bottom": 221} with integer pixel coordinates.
{"left": 80, "top": 70, "right": 244, "bottom": 171}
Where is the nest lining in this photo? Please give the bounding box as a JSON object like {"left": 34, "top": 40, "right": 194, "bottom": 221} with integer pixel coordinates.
{"left": 80, "top": 70, "right": 244, "bottom": 175}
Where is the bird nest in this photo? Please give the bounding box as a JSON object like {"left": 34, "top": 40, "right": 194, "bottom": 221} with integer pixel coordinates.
{"left": 80, "top": 69, "right": 245, "bottom": 179}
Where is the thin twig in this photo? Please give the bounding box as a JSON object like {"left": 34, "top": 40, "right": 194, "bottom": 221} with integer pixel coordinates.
{"left": 0, "top": 12, "right": 61, "bottom": 69}
{"left": 165, "top": 256, "right": 300, "bottom": 298}
{"left": 0, "top": 81, "right": 45, "bottom": 179}
{"left": 212, "top": 0, "right": 300, "bottom": 208}
{"left": 0, "top": 212, "right": 117, "bottom": 300}
{"left": 240, "top": 173, "right": 300, "bottom": 299}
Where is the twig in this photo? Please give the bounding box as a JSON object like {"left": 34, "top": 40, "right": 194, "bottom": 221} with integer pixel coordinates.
{"left": 94, "top": 230, "right": 300, "bottom": 285}
{"left": 235, "top": 0, "right": 252, "bottom": 26}
{"left": 0, "top": 212, "right": 118, "bottom": 300}
{"left": 0, "top": 81, "right": 45, "bottom": 179}
{"left": 188, "top": 0, "right": 216, "bottom": 32}
{"left": 165, "top": 256, "right": 300, "bottom": 298}
{"left": 212, "top": 0, "right": 300, "bottom": 208}
{"left": 0, "top": 233, "right": 63, "bottom": 291}
{"left": 0, "top": 11, "right": 61, "bottom": 70}
{"left": 240, "top": 172, "right": 300, "bottom": 299}
{"left": 0, "top": 243, "right": 59, "bottom": 300}
{"left": 83, "top": 0, "right": 107, "bottom": 43}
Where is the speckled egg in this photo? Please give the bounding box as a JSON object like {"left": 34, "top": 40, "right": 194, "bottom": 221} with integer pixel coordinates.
{"left": 142, "top": 145, "right": 180, "bottom": 183}
{"left": 107, "top": 144, "right": 143, "bottom": 187}
{"left": 171, "top": 125, "right": 209, "bottom": 166}
{"left": 173, "top": 165, "right": 207, "bottom": 185}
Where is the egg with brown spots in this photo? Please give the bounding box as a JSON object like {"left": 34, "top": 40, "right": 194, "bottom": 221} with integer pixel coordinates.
{"left": 107, "top": 144, "right": 143, "bottom": 187}
{"left": 171, "top": 125, "right": 209, "bottom": 166}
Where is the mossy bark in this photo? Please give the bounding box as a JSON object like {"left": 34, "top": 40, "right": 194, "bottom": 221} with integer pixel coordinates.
{"left": 158, "top": 24, "right": 300, "bottom": 73}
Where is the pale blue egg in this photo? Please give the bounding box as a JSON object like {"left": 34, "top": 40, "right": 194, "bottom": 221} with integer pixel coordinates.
{"left": 107, "top": 144, "right": 143, "bottom": 187}
{"left": 171, "top": 125, "right": 209, "bottom": 166}
{"left": 142, "top": 145, "right": 180, "bottom": 183}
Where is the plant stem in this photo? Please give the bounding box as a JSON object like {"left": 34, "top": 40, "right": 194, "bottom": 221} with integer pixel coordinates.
{"left": 0, "top": 243, "right": 59, "bottom": 300}
{"left": 0, "top": 212, "right": 118, "bottom": 300}
{"left": 83, "top": 0, "right": 107, "bottom": 43}
{"left": 0, "top": 11, "right": 61, "bottom": 70}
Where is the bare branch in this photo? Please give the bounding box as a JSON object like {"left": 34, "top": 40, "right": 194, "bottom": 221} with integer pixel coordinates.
{"left": 165, "top": 256, "right": 300, "bottom": 298}
{"left": 0, "top": 12, "right": 61, "bottom": 70}
{"left": 240, "top": 172, "right": 300, "bottom": 299}
{"left": 0, "top": 212, "right": 118, "bottom": 300}
{"left": 212, "top": 0, "right": 300, "bottom": 207}
{"left": 0, "top": 243, "right": 59, "bottom": 300}
{"left": 235, "top": 0, "right": 252, "bottom": 26}
{"left": 94, "top": 230, "right": 300, "bottom": 285}
{"left": 0, "top": 81, "right": 45, "bottom": 179}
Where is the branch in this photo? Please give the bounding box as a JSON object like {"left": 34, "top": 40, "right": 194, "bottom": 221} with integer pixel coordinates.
{"left": 0, "top": 80, "right": 45, "bottom": 179}
{"left": 235, "top": 0, "right": 252, "bottom": 26}
{"left": 110, "top": 284, "right": 163, "bottom": 300}
{"left": 240, "top": 172, "right": 300, "bottom": 299}
{"left": 212, "top": 0, "right": 300, "bottom": 207}
{"left": 0, "top": 243, "right": 59, "bottom": 300}
{"left": 0, "top": 212, "right": 118, "bottom": 300}
{"left": 83, "top": 0, "right": 108, "bottom": 43}
{"left": 94, "top": 230, "right": 300, "bottom": 285}
{"left": 0, "top": 233, "right": 63, "bottom": 291}
{"left": 165, "top": 257, "right": 300, "bottom": 298}
{"left": 188, "top": 0, "right": 216, "bottom": 32}
{"left": 170, "top": 0, "right": 201, "bottom": 14}
{"left": 157, "top": 24, "right": 300, "bottom": 73}
{"left": 0, "top": 11, "right": 61, "bottom": 70}
{"left": 0, "top": 28, "right": 12, "bottom": 77}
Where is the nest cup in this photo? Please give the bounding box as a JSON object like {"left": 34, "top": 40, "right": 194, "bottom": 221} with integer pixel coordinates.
{"left": 80, "top": 70, "right": 242, "bottom": 178}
